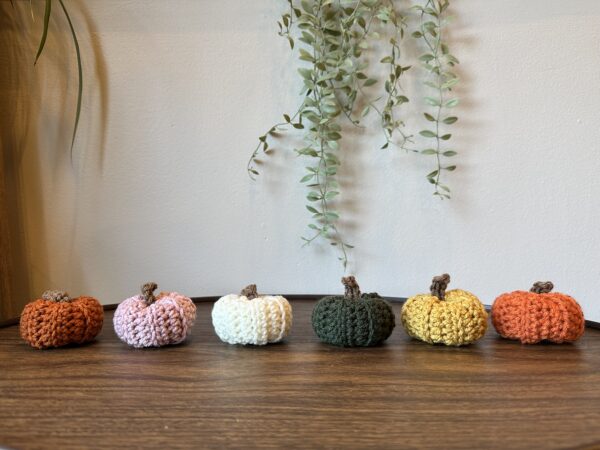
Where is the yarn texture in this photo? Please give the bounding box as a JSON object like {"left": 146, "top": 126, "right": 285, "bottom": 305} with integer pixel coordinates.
{"left": 401, "top": 274, "right": 487, "bottom": 346}
{"left": 311, "top": 276, "right": 395, "bottom": 347}
{"left": 113, "top": 282, "right": 196, "bottom": 348}
{"left": 212, "top": 284, "right": 292, "bottom": 345}
{"left": 491, "top": 281, "right": 585, "bottom": 344}
{"left": 20, "top": 290, "right": 104, "bottom": 349}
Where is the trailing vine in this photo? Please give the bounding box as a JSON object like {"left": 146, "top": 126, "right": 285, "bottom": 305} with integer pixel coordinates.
{"left": 249, "top": 0, "right": 460, "bottom": 267}
{"left": 413, "top": 0, "right": 459, "bottom": 199}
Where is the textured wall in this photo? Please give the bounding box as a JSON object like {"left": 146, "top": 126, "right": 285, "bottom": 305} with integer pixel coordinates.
{"left": 2, "top": 0, "right": 600, "bottom": 320}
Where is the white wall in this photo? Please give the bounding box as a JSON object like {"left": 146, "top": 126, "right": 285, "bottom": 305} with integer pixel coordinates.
{"left": 2, "top": 0, "right": 600, "bottom": 320}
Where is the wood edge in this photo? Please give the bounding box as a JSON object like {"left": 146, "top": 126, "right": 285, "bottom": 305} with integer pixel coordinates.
{"left": 2, "top": 296, "right": 599, "bottom": 330}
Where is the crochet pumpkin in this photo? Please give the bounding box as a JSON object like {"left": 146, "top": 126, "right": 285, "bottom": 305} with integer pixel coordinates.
{"left": 212, "top": 284, "right": 292, "bottom": 345}
{"left": 401, "top": 274, "right": 487, "bottom": 346}
{"left": 20, "top": 290, "right": 104, "bottom": 349}
{"left": 113, "top": 282, "right": 196, "bottom": 348}
{"left": 311, "top": 276, "right": 395, "bottom": 347}
{"left": 491, "top": 281, "right": 585, "bottom": 344}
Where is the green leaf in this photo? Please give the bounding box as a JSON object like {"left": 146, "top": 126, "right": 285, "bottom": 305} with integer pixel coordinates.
{"left": 298, "top": 68, "right": 313, "bottom": 79}
{"left": 299, "top": 48, "right": 314, "bottom": 62}
{"left": 421, "top": 149, "right": 437, "bottom": 155}
{"left": 307, "top": 191, "right": 321, "bottom": 202}
{"left": 446, "top": 54, "right": 460, "bottom": 64}
{"left": 300, "top": 174, "right": 314, "bottom": 183}
{"left": 424, "top": 97, "right": 441, "bottom": 107}
{"left": 445, "top": 165, "right": 457, "bottom": 171}
{"left": 59, "top": 0, "right": 82, "bottom": 154}
{"left": 306, "top": 205, "right": 319, "bottom": 214}
{"left": 301, "top": 0, "right": 312, "bottom": 13}
{"left": 300, "top": 31, "right": 314, "bottom": 44}
{"left": 34, "top": 0, "right": 52, "bottom": 66}
{"left": 442, "top": 78, "right": 459, "bottom": 89}
{"left": 296, "top": 147, "right": 318, "bottom": 157}
{"left": 420, "top": 130, "right": 437, "bottom": 138}
{"left": 363, "top": 78, "right": 377, "bottom": 87}
{"left": 424, "top": 113, "right": 436, "bottom": 122}
{"left": 443, "top": 116, "right": 458, "bottom": 124}
{"left": 440, "top": 134, "right": 452, "bottom": 140}
{"left": 445, "top": 98, "right": 459, "bottom": 108}
{"left": 443, "top": 151, "right": 457, "bottom": 157}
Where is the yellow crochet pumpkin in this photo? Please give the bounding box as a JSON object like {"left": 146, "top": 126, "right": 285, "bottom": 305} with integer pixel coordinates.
{"left": 401, "top": 274, "right": 488, "bottom": 346}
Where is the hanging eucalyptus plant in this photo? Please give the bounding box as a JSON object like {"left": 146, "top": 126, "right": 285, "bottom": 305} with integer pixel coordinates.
{"left": 249, "top": 0, "right": 460, "bottom": 268}
{"left": 413, "top": 0, "right": 459, "bottom": 198}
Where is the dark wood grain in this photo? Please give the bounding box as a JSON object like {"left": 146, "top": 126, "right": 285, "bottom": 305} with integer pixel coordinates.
{"left": 1, "top": 299, "right": 599, "bottom": 450}
{"left": 0, "top": 6, "right": 32, "bottom": 323}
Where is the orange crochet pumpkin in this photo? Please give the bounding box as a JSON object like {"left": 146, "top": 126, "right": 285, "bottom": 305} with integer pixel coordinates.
{"left": 491, "top": 281, "right": 584, "bottom": 344}
{"left": 20, "top": 290, "right": 104, "bottom": 349}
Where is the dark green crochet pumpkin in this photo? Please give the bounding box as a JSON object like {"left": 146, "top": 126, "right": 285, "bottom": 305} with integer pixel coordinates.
{"left": 311, "top": 276, "right": 395, "bottom": 347}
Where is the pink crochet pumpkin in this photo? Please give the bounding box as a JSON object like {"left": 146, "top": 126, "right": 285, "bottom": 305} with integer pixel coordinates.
{"left": 113, "top": 282, "right": 196, "bottom": 348}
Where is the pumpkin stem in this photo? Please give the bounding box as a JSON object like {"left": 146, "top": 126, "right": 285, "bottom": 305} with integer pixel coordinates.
{"left": 141, "top": 282, "right": 158, "bottom": 304}
{"left": 530, "top": 281, "right": 554, "bottom": 294}
{"left": 241, "top": 284, "right": 259, "bottom": 300}
{"left": 430, "top": 274, "right": 451, "bottom": 300}
{"left": 42, "top": 290, "right": 71, "bottom": 302}
{"left": 342, "top": 276, "right": 361, "bottom": 300}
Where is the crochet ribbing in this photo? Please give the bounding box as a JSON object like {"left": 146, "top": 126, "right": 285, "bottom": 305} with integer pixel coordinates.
{"left": 491, "top": 282, "right": 585, "bottom": 344}
{"left": 113, "top": 283, "right": 196, "bottom": 348}
{"left": 401, "top": 274, "right": 488, "bottom": 346}
{"left": 311, "top": 277, "right": 395, "bottom": 347}
{"left": 20, "top": 291, "right": 104, "bottom": 349}
{"left": 212, "top": 285, "right": 292, "bottom": 345}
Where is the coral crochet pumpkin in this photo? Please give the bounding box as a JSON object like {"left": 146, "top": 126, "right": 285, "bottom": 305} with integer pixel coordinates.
{"left": 401, "top": 274, "right": 487, "bottom": 346}
{"left": 212, "top": 284, "right": 292, "bottom": 345}
{"left": 312, "top": 276, "right": 395, "bottom": 347}
{"left": 20, "top": 290, "right": 104, "bottom": 349}
{"left": 492, "top": 281, "right": 585, "bottom": 344}
{"left": 113, "top": 282, "right": 196, "bottom": 348}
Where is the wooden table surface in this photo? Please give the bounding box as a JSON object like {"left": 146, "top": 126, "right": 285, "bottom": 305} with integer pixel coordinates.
{"left": 1, "top": 299, "right": 599, "bottom": 450}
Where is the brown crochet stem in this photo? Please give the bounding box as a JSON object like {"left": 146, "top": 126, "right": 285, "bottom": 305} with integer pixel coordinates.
{"left": 430, "top": 274, "right": 451, "bottom": 300}
{"left": 342, "top": 276, "right": 361, "bottom": 300}
{"left": 241, "top": 284, "right": 259, "bottom": 300}
{"left": 530, "top": 281, "right": 554, "bottom": 294}
{"left": 42, "top": 290, "right": 71, "bottom": 302}
{"left": 141, "top": 282, "right": 158, "bottom": 304}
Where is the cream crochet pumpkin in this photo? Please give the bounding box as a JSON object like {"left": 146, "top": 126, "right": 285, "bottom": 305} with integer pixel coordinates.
{"left": 212, "top": 284, "right": 292, "bottom": 345}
